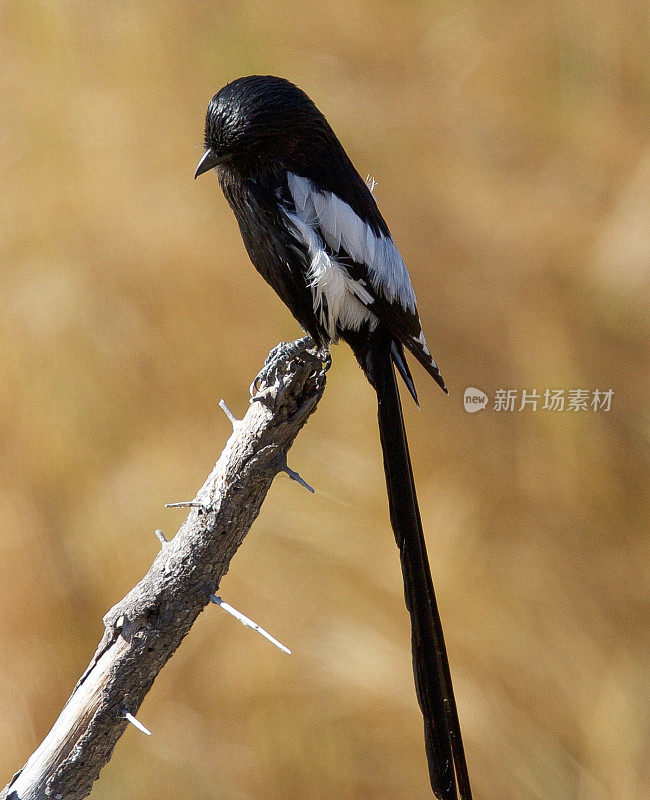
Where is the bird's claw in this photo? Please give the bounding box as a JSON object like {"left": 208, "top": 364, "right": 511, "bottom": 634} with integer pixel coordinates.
{"left": 317, "top": 348, "right": 332, "bottom": 372}
{"left": 249, "top": 342, "right": 299, "bottom": 400}
{"left": 249, "top": 336, "right": 329, "bottom": 403}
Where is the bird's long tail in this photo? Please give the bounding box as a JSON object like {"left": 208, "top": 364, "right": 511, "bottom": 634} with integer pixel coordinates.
{"left": 365, "top": 330, "right": 472, "bottom": 800}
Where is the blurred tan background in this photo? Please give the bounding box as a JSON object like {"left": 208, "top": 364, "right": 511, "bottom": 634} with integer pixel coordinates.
{"left": 1, "top": 2, "right": 648, "bottom": 798}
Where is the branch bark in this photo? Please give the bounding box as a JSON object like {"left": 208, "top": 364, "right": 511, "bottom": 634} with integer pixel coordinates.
{"left": 2, "top": 339, "right": 327, "bottom": 800}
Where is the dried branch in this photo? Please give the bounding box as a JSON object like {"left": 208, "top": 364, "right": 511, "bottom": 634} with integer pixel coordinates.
{"left": 2, "top": 338, "right": 327, "bottom": 800}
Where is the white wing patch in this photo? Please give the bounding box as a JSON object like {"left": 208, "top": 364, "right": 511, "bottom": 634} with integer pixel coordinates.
{"left": 286, "top": 172, "right": 417, "bottom": 313}
{"left": 283, "top": 206, "right": 377, "bottom": 340}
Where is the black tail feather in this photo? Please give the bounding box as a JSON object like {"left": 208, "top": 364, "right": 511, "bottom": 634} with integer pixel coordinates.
{"left": 390, "top": 339, "right": 419, "bottom": 406}
{"left": 365, "top": 330, "right": 472, "bottom": 800}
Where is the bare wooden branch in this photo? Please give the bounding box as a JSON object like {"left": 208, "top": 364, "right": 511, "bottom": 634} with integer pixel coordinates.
{"left": 2, "top": 339, "right": 327, "bottom": 800}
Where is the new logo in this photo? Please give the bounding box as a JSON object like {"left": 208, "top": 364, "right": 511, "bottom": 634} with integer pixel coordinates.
{"left": 464, "top": 387, "right": 488, "bottom": 413}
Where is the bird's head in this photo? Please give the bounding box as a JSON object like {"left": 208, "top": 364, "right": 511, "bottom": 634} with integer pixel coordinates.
{"left": 195, "top": 75, "right": 334, "bottom": 180}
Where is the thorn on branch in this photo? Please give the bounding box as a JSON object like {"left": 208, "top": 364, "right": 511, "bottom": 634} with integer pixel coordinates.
{"left": 219, "top": 399, "right": 240, "bottom": 429}
{"left": 164, "top": 500, "right": 210, "bottom": 512}
{"left": 280, "top": 455, "right": 315, "bottom": 493}
{"left": 154, "top": 529, "right": 168, "bottom": 546}
{"left": 210, "top": 594, "right": 291, "bottom": 655}
{"left": 122, "top": 710, "right": 151, "bottom": 736}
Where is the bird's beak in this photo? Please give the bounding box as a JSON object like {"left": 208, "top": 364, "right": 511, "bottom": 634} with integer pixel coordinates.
{"left": 194, "top": 149, "right": 219, "bottom": 179}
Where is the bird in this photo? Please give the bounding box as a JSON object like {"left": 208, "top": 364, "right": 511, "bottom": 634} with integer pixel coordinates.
{"left": 195, "top": 75, "right": 472, "bottom": 800}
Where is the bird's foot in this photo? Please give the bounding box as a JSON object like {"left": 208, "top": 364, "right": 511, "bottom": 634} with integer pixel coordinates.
{"left": 315, "top": 346, "right": 332, "bottom": 372}
{"left": 250, "top": 336, "right": 329, "bottom": 402}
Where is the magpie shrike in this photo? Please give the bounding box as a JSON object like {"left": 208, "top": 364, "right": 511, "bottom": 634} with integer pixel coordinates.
{"left": 195, "top": 75, "right": 472, "bottom": 800}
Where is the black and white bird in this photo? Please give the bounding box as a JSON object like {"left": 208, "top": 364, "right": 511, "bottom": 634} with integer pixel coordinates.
{"left": 195, "top": 75, "right": 472, "bottom": 800}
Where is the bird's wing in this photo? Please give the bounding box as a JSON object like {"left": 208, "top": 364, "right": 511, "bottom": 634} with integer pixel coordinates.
{"left": 283, "top": 172, "right": 446, "bottom": 392}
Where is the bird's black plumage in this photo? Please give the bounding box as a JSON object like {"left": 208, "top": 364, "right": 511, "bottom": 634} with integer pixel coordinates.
{"left": 196, "top": 75, "right": 471, "bottom": 800}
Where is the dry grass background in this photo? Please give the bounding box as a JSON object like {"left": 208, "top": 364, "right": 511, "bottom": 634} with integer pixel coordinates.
{"left": 1, "top": 2, "right": 648, "bottom": 798}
